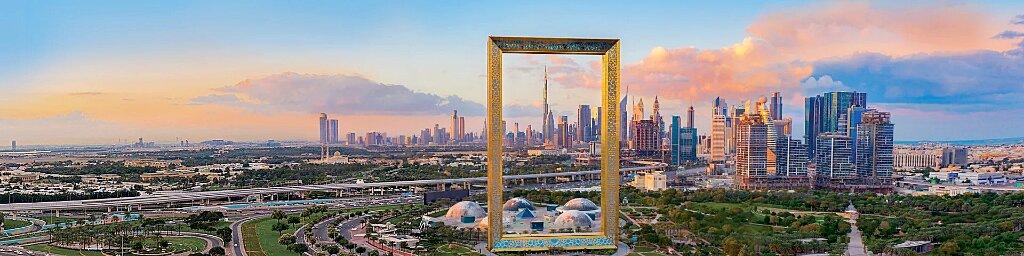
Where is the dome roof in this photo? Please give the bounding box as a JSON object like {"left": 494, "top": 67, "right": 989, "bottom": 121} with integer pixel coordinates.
{"left": 445, "top": 201, "right": 486, "bottom": 219}
{"left": 561, "top": 198, "right": 599, "bottom": 211}
{"left": 553, "top": 210, "right": 594, "bottom": 229}
{"left": 502, "top": 197, "right": 535, "bottom": 211}
{"left": 478, "top": 216, "right": 489, "bottom": 228}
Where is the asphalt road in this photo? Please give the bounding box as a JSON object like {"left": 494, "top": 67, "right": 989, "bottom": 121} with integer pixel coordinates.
{"left": 312, "top": 214, "right": 345, "bottom": 245}
{"left": 230, "top": 215, "right": 267, "bottom": 256}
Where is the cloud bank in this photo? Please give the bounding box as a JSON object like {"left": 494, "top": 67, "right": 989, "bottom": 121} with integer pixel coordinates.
{"left": 192, "top": 72, "right": 540, "bottom": 117}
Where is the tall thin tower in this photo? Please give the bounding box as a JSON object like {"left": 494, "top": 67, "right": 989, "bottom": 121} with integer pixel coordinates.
{"left": 687, "top": 105, "right": 695, "bottom": 128}
{"left": 542, "top": 66, "right": 553, "bottom": 145}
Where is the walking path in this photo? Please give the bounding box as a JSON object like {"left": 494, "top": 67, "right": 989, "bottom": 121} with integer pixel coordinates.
{"left": 846, "top": 221, "right": 869, "bottom": 256}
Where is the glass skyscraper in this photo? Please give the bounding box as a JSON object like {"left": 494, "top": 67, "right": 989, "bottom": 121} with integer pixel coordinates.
{"left": 805, "top": 91, "right": 867, "bottom": 158}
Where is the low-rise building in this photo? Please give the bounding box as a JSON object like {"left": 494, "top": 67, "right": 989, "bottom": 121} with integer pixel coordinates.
{"left": 630, "top": 171, "right": 667, "bottom": 191}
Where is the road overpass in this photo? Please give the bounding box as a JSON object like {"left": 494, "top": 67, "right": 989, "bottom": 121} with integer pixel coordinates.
{"left": 0, "top": 166, "right": 663, "bottom": 211}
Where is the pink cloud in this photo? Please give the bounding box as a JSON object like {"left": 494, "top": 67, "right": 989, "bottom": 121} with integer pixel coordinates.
{"left": 622, "top": 38, "right": 813, "bottom": 102}
{"left": 748, "top": 1, "right": 1012, "bottom": 59}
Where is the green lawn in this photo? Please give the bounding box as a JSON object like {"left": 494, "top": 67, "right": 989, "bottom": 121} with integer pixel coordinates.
{"left": 164, "top": 237, "right": 209, "bottom": 253}
{"left": 24, "top": 237, "right": 207, "bottom": 256}
{"left": 253, "top": 217, "right": 300, "bottom": 256}
{"left": 434, "top": 244, "right": 483, "bottom": 256}
{"left": 2, "top": 219, "right": 31, "bottom": 230}
{"left": 241, "top": 219, "right": 268, "bottom": 256}
{"left": 24, "top": 244, "right": 104, "bottom": 256}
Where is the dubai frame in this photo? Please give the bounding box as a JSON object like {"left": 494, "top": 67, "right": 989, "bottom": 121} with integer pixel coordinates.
{"left": 486, "top": 36, "right": 621, "bottom": 252}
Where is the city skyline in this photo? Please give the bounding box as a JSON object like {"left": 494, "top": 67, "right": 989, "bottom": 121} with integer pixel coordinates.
{"left": 5, "top": 1, "right": 1024, "bottom": 145}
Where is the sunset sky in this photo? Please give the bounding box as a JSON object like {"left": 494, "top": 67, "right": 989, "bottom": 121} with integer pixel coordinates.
{"left": 3, "top": 1, "right": 1024, "bottom": 145}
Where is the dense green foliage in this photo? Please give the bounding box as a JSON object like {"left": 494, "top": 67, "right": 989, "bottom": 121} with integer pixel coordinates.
{"left": 619, "top": 188, "right": 1024, "bottom": 255}
{"left": 26, "top": 161, "right": 158, "bottom": 175}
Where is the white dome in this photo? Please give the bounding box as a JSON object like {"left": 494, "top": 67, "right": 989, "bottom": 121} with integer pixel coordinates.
{"left": 561, "top": 198, "right": 599, "bottom": 211}
{"left": 553, "top": 210, "right": 594, "bottom": 229}
{"left": 502, "top": 197, "right": 535, "bottom": 211}
{"left": 445, "top": 201, "right": 486, "bottom": 219}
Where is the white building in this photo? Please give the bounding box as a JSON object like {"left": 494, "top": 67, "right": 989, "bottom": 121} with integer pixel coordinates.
{"left": 630, "top": 172, "right": 667, "bottom": 191}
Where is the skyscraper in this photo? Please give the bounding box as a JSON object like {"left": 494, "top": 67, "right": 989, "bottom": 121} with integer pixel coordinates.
{"left": 459, "top": 116, "right": 466, "bottom": 143}
{"left": 653, "top": 96, "right": 664, "bottom": 143}
{"left": 781, "top": 138, "right": 809, "bottom": 177}
{"left": 514, "top": 122, "right": 521, "bottom": 145}
{"left": 686, "top": 105, "right": 694, "bottom": 128}
{"left": 710, "top": 114, "right": 727, "bottom": 163}
{"left": 769, "top": 91, "right": 782, "bottom": 121}
{"left": 735, "top": 114, "right": 768, "bottom": 189}
{"left": 318, "top": 113, "right": 329, "bottom": 143}
{"left": 525, "top": 125, "right": 533, "bottom": 146}
{"left": 451, "top": 110, "right": 460, "bottom": 144}
{"left": 595, "top": 107, "right": 602, "bottom": 138}
{"left": 619, "top": 88, "right": 629, "bottom": 147}
{"left": 577, "top": 105, "right": 592, "bottom": 143}
{"left": 670, "top": 116, "right": 697, "bottom": 165}
{"left": 805, "top": 91, "right": 866, "bottom": 158}
{"left": 346, "top": 133, "right": 356, "bottom": 145}
{"left": 630, "top": 119, "right": 660, "bottom": 155}
{"left": 542, "top": 67, "right": 554, "bottom": 146}
{"left": 328, "top": 119, "right": 339, "bottom": 143}
{"left": 805, "top": 96, "right": 823, "bottom": 157}
{"left": 558, "top": 116, "right": 569, "bottom": 149}
{"left": 856, "top": 111, "right": 894, "bottom": 183}
{"left": 815, "top": 133, "right": 854, "bottom": 181}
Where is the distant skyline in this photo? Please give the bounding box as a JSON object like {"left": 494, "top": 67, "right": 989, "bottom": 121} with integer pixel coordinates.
{"left": 3, "top": 1, "right": 1024, "bottom": 145}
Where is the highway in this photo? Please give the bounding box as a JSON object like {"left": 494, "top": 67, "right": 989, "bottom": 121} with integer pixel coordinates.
{"left": 0, "top": 166, "right": 662, "bottom": 211}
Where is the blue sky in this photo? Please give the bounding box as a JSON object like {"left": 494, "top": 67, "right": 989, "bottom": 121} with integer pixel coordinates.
{"left": 2, "top": 1, "right": 1024, "bottom": 144}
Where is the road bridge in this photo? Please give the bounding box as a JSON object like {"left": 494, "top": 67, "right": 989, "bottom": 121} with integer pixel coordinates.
{"left": 1, "top": 166, "right": 663, "bottom": 211}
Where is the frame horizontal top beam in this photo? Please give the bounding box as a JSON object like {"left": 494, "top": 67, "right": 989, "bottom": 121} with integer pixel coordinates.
{"left": 490, "top": 36, "right": 618, "bottom": 55}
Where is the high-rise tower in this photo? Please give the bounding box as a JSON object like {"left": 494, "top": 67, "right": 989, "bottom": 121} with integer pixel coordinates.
{"left": 856, "top": 111, "right": 894, "bottom": 184}
{"left": 328, "top": 119, "right": 339, "bottom": 143}
{"left": 577, "top": 105, "right": 592, "bottom": 142}
{"left": 653, "top": 96, "right": 664, "bottom": 142}
{"left": 620, "top": 85, "right": 629, "bottom": 147}
{"left": 451, "top": 110, "right": 460, "bottom": 144}
{"left": 686, "top": 105, "right": 695, "bottom": 128}
{"left": 735, "top": 114, "right": 768, "bottom": 189}
{"left": 542, "top": 66, "right": 554, "bottom": 146}
{"left": 770, "top": 92, "right": 783, "bottom": 121}
{"left": 318, "top": 113, "right": 329, "bottom": 143}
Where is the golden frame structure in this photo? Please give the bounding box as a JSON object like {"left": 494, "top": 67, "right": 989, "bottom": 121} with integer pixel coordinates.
{"left": 486, "top": 36, "right": 621, "bottom": 252}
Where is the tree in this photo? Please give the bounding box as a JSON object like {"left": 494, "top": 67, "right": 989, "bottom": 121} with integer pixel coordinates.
{"left": 216, "top": 227, "right": 232, "bottom": 243}
{"left": 208, "top": 246, "right": 226, "bottom": 256}
{"left": 287, "top": 216, "right": 301, "bottom": 227}
{"left": 287, "top": 243, "right": 309, "bottom": 253}
{"left": 355, "top": 247, "right": 367, "bottom": 254}
{"left": 938, "top": 242, "right": 959, "bottom": 255}
{"left": 279, "top": 234, "right": 297, "bottom": 245}
{"left": 723, "top": 236, "right": 742, "bottom": 256}
{"left": 272, "top": 222, "right": 289, "bottom": 234}
{"left": 272, "top": 210, "right": 287, "bottom": 224}
{"left": 325, "top": 245, "right": 340, "bottom": 254}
